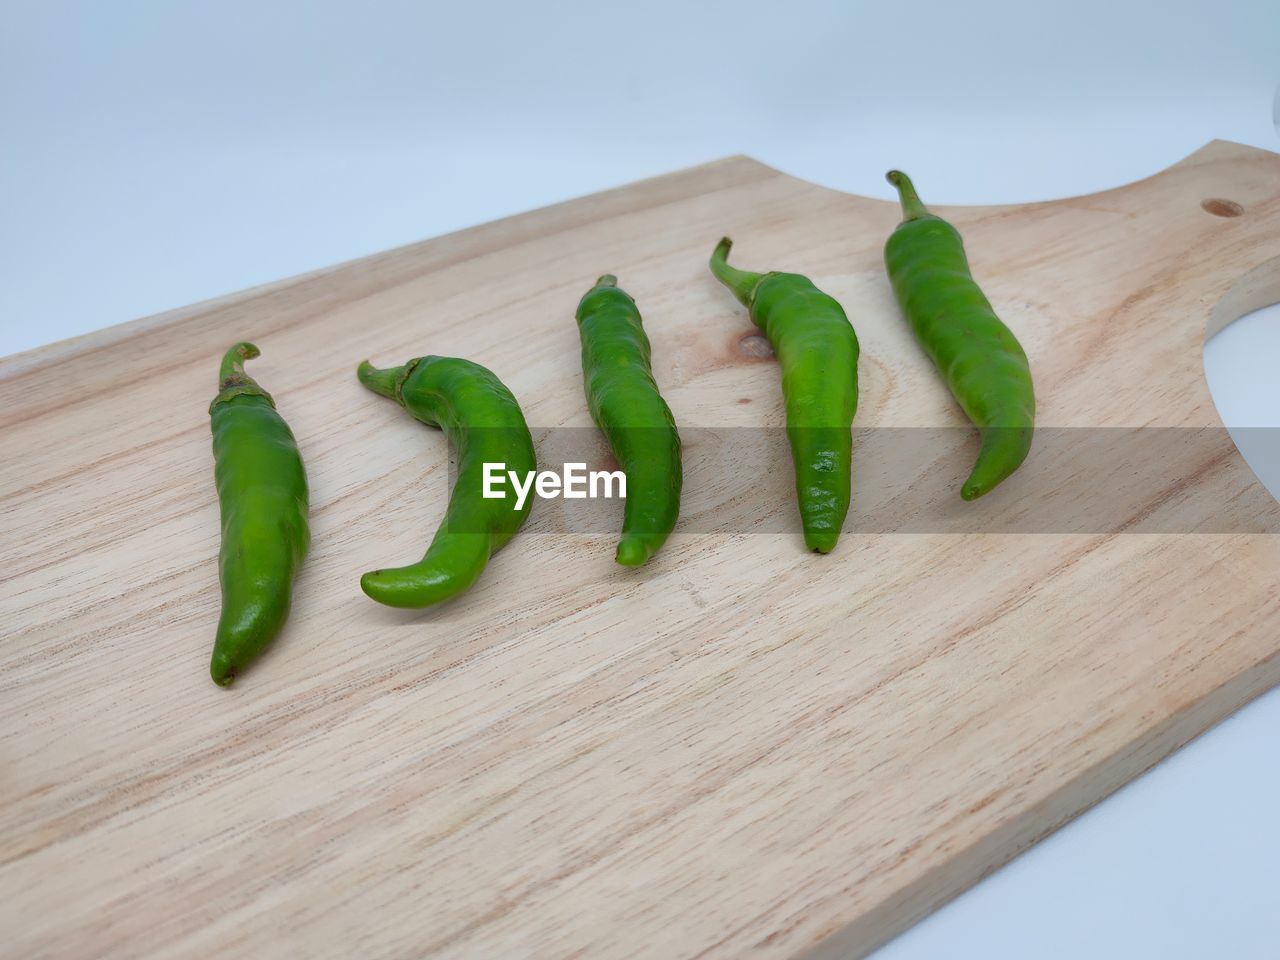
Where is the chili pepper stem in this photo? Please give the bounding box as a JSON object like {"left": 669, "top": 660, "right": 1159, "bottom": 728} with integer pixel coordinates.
{"left": 886, "top": 170, "right": 931, "bottom": 222}
{"left": 357, "top": 360, "right": 402, "bottom": 401}
{"left": 219, "top": 342, "right": 263, "bottom": 391}
{"left": 594, "top": 274, "right": 618, "bottom": 288}
{"left": 709, "top": 237, "right": 763, "bottom": 308}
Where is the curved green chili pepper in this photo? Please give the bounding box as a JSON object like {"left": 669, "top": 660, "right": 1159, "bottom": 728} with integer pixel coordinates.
{"left": 209, "top": 343, "right": 310, "bottom": 687}
{"left": 709, "top": 238, "right": 860, "bottom": 553}
{"left": 357, "top": 356, "right": 536, "bottom": 608}
{"left": 884, "top": 170, "right": 1035, "bottom": 500}
{"left": 575, "top": 275, "right": 682, "bottom": 566}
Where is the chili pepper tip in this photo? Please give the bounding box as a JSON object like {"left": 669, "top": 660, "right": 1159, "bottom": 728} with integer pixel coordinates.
{"left": 210, "top": 651, "right": 237, "bottom": 687}
{"left": 615, "top": 536, "right": 650, "bottom": 567}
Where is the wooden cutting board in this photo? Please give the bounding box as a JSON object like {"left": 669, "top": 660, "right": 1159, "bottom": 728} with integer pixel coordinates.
{"left": 4, "top": 140, "right": 1280, "bottom": 959}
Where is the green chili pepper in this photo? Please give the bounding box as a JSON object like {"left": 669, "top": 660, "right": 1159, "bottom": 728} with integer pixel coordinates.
{"left": 884, "top": 170, "right": 1035, "bottom": 500}
{"left": 709, "top": 238, "right": 860, "bottom": 553}
{"left": 575, "top": 275, "right": 682, "bottom": 566}
{"left": 209, "top": 343, "right": 310, "bottom": 687}
{"left": 357, "top": 356, "right": 536, "bottom": 608}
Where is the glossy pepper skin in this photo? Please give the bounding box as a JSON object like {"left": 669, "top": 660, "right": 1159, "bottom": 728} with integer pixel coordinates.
{"left": 884, "top": 170, "right": 1035, "bottom": 500}
{"left": 357, "top": 356, "right": 536, "bottom": 608}
{"left": 709, "top": 238, "right": 860, "bottom": 553}
{"left": 575, "top": 275, "right": 683, "bottom": 566}
{"left": 209, "top": 343, "right": 310, "bottom": 687}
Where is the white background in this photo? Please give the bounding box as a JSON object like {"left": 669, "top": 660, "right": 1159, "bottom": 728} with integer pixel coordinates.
{"left": 3, "top": 1, "right": 1279, "bottom": 955}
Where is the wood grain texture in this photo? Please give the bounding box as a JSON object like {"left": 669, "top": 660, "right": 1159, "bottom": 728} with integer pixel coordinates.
{"left": 3, "top": 140, "right": 1280, "bottom": 959}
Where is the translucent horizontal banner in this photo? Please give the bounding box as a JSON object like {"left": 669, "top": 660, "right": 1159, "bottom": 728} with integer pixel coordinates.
{"left": 428, "top": 427, "right": 1280, "bottom": 535}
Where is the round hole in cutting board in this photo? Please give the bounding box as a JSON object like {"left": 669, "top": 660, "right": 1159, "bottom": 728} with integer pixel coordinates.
{"left": 737, "top": 333, "right": 774, "bottom": 360}
{"left": 1201, "top": 198, "right": 1244, "bottom": 217}
{"left": 1203, "top": 257, "right": 1280, "bottom": 501}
